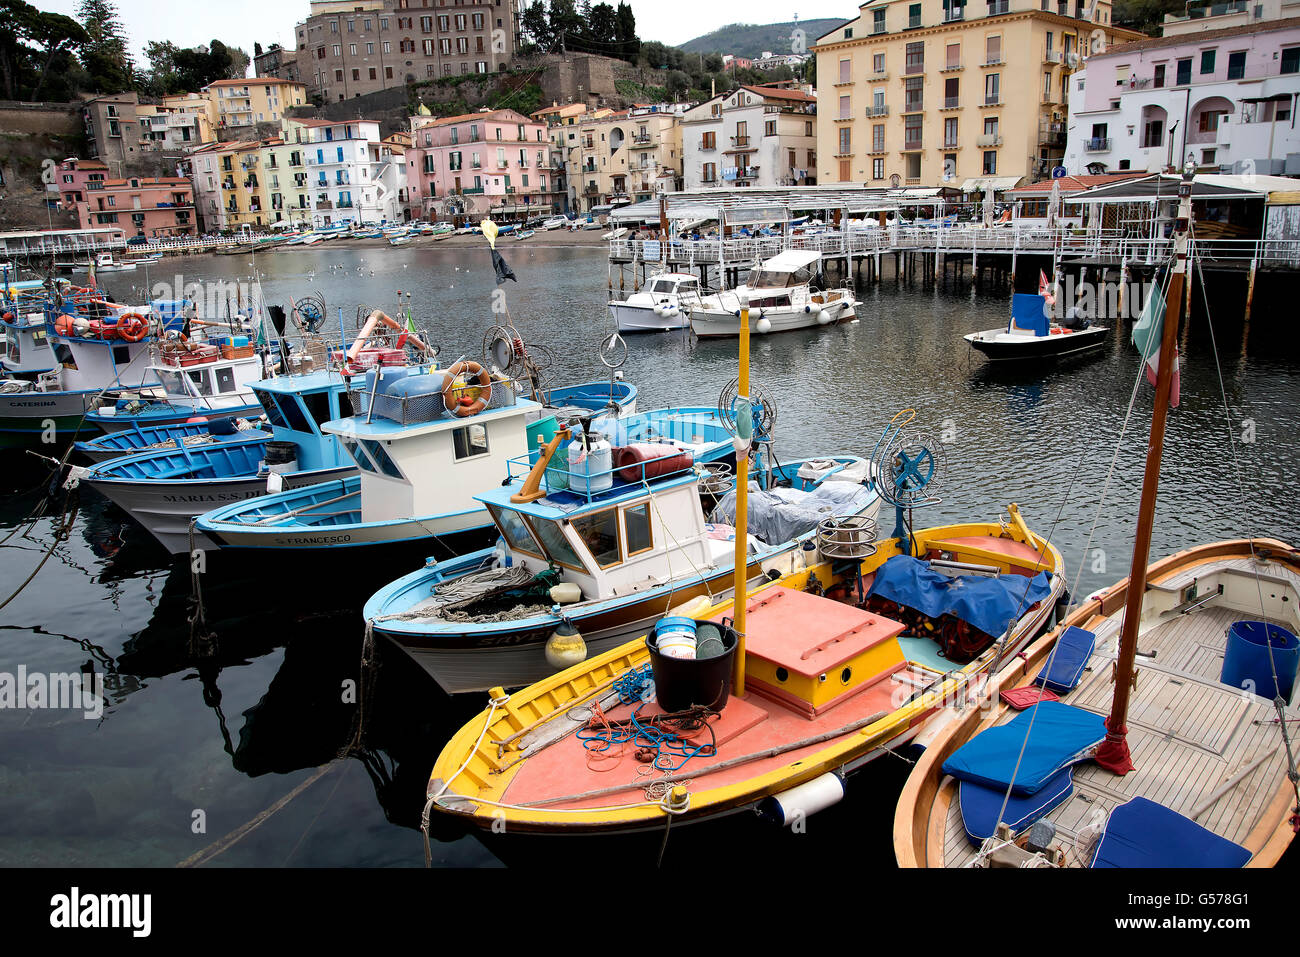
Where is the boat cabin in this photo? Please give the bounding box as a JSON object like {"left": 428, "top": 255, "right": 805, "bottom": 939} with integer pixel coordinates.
{"left": 742, "top": 250, "right": 824, "bottom": 308}
{"left": 250, "top": 370, "right": 354, "bottom": 472}
{"left": 646, "top": 274, "right": 700, "bottom": 298}
{"left": 1, "top": 309, "right": 57, "bottom": 376}
{"left": 148, "top": 348, "right": 266, "bottom": 409}
{"left": 321, "top": 396, "right": 536, "bottom": 524}
{"left": 475, "top": 462, "right": 721, "bottom": 601}
{"left": 47, "top": 323, "right": 158, "bottom": 391}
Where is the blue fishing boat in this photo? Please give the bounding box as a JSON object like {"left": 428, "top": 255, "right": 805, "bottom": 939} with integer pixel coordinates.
{"left": 74, "top": 417, "right": 266, "bottom": 463}
{"left": 194, "top": 377, "right": 654, "bottom": 556}
{"left": 81, "top": 368, "right": 361, "bottom": 553}
{"left": 363, "top": 448, "right": 879, "bottom": 693}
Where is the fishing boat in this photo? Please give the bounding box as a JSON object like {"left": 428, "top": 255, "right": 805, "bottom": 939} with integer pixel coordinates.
{"left": 0, "top": 295, "right": 167, "bottom": 441}
{"left": 964, "top": 293, "right": 1107, "bottom": 362}
{"left": 195, "top": 376, "right": 640, "bottom": 555}
{"left": 608, "top": 273, "right": 701, "bottom": 334}
{"left": 89, "top": 252, "right": 137, "bottom": 273}
{"left": 688, "top": 251, "right": 857, "bottom": 338}
{"left": 84, "top": 338, "right": 267, "bottom": 433}
{"left": 1, "top": 294, "right": 59, "bottom": 377}
{"left": 80, "top": 369, "right": 360, "bottom": 553}
{"left": 422, "top": 318, "right": 1066, "bottom": 847}
{"left": 514, "top": 229, "right": 535, "bottom": 241}
{"left": 366, "top": 444, "right": 883, "bottom": 691}
{"left": 74, "top": 417, "right": 265, "bottom": 463}
{"left": 894, "top": 165, "right": 1300, "bottom": 869}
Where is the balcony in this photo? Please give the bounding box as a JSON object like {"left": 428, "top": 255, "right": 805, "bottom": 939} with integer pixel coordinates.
{"left": 1039, "top": 123, "right": 1066, "bottom": 147}
{"left": 943, "top": 139, "right": 959, "bottom": 149}
{"left": 866, "top": 105, "right": 889, "bottom": 117}
{"left": 871, "top": 69, "right": 889, "bottom": 81}
{"left": 903, "top": 141, "right": 923, "bottom": 152}
{"left": 1084, "top": 137, "right": 1112, "bottom": 152}
{"left": 834, "top": 113, "right": 854, "bottom": 123}
{"left": 981, "top": 97, "right": 1002, "bottom": 107}
{"left": 460, "top": 187, "right": 485, "bottom": 194}
{"left": 631, "top": 132, "right": 652, "bottom": 144}
{"left": 583, "top": 184, "right": 600, "bottom": 196}
{"left": 941, "top": 62, "right": 962, "bottom": 73}
{"left": 942, "top": 97, "right": 961, "bottom": 110}
{"left": 731, "top": 135, "right": 750, "bottom": 147}
{"left": 976, "top": 133, "right": 1002, "bottom": 147}
{"left": 1045, "top": 50, "right": 1062, "bottom": 64}
{"left": 982, "top": 57, "right": 1004, "bottom": 67}
{"left": 987, "top": 0, "right": 1009, "bottom": 13}
{"left": 904, "top": 62, "right": 924, "bottom": 76}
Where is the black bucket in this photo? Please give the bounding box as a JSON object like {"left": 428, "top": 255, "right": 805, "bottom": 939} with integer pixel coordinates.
{"left": 646, "top": 620, "right": 738, "bottom": 713}
{"left": 264, "top": 440, "right": 298, "bottom": 465}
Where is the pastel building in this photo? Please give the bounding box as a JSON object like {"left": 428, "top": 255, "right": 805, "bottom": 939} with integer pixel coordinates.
{"left": 56, "top": 158, "right": 109, "bottom": 210}
{"left": 1065, "top": 17, "right": 1300, "bottom": 175}
{"left": 405, "top": 109, "right": 551, "bottom": 219}
{"left": 284, "top": 117, "right": 406, "bottom": 226}
{"left": 203, "top": 78, "right": 309, "bottom": 130}
{"left": 75, "top": 175, "right": 196, "bottom": 239}
{"left": 564, "top": 107, "right": 683, "bottom": 211}
{"left": 680, "top": 85, "right": 818, "bottom": 191}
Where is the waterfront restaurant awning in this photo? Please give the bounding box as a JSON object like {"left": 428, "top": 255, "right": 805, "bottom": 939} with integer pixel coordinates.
{"left": 959, "top": 176, "right": 1023, "bottom": 194}
{"left": 1066, "top": 173, "right": 1274, "bottom": 204}
{"left": 609, "top": 185, "right": 901, "bottom": 223}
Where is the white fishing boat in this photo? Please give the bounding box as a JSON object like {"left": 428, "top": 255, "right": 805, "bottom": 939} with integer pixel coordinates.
{"left": 608, "top": 273, "right": 701, "bottom": 333}
{"left": 688, "top": 251, "right": 857, "bottom": 338}
{"left": 91, "top": 253, "right": 137, "bottom": 273}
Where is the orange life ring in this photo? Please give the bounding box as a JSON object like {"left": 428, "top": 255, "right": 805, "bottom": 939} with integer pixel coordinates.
{"left": 444, "top": 360, "right": 492, "bottom": 417}
{"left": 114, "top": 312, "right": 149, "bottom": 342}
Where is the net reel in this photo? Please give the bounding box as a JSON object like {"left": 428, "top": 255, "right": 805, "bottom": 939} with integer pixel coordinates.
{"left": 869, "top": 409, "right": 945, "bottom": 549}
{"left": 293, "top": 292, "right": 328, "bottom": 333}
{"left": 716, "top": 377, "right": 777, "bottom": 446}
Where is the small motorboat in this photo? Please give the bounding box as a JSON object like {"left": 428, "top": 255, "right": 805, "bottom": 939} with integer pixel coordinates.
{"left": 964, "top": 293, "right": 1107, "bottom": 362}
{"left": 689, "top": 251, "right": 857, "bottom": 338}
{"left": 608, "top": 272, "right": 701, "bottom": 333}
{"left": 514, "top": 229, "right": 535, "bottom": 241}
{"left": 91, "top": 253, "right": 136, "bottom": 272}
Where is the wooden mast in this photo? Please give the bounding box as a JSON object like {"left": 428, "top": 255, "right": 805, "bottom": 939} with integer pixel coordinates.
{"left": 731, "top": 291, "right": 751, "bottom": 698}
{"left": 1094, "top": 161, "right": 1196, "bottom": 775}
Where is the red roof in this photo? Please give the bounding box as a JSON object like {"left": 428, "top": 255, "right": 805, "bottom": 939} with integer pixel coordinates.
{"left": 742, "top": 84, "right": 815, "bottom": 103}
{"left": 1009, "top": 173, "right": 1147, "bottom": 195}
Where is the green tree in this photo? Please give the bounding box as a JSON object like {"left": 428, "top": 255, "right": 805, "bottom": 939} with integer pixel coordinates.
{"left": 78, "top": 0, "right": 133, "bottom": 92}
{"left": 520, "top": 1, "right": 552, "bottom": 51}
{"left": 613, "top": 2, "right": 637, "bottom": 61}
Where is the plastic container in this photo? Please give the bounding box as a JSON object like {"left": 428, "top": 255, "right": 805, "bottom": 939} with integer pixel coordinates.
{"left": 653, "top": 617, "right": 698, "bottom": 659}
{"left": 526, "top": 415, "right": 559, "bottom": 464}
{"left": 1221, "top": 620, "right": 1299, "bottom": 701}
{"left": 613, "top": 443, "right": 693, "bottom": 482}
{"left": 568, "top": 434, "right": 613, "bottom": 495}
{"left": 150, "top": 299, "right": 189, "bottom": 333}
{"left": 647, "top": 620, "right": 737, "bottom": 712}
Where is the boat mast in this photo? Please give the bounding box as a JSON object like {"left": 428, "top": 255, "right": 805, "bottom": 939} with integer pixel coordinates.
{"left": 1095, "top": 160, "right": 1196, "bottom": 775}
{"left": 731, "top": 291, "right": 752, "bottom": 697}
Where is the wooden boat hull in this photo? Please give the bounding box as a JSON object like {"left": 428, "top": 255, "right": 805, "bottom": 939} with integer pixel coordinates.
{"left": 893, "top": 538, "right": 1300, "bottom": 869}
{"left": 87, "top": 399, "right": 264, "bottom": 434}
{"left": 74, "top": 423, "right": 267, "bottom": 463}
{"left": 426, "top": 515, "right": 1065, "bottom": 835}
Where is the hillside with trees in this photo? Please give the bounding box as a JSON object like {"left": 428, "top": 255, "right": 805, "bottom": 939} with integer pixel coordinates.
{"left": 676, "top": 19, "right": 848, "bottom": 58}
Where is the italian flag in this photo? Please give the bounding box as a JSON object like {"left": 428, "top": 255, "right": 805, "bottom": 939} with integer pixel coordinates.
{"left": 1132, "top": 278, "right": 1180, "bottom": 409}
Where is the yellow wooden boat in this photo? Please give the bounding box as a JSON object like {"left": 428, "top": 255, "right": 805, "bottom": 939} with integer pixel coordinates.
{"left": 894, "top": 538, "right": 1300, "bottom": 868}
{"left": 424, "top": 507, "right": 1065, "bottom": 843}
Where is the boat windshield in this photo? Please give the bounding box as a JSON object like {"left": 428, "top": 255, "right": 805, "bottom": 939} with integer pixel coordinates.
{"left": 750, "top": 266, "right": 809, "bottom": 289}
{"left": 485, "top": 503, "right": 544, "bottom": 557}
{"left": 525, "top": 515, "right": 586, "bottom": 570}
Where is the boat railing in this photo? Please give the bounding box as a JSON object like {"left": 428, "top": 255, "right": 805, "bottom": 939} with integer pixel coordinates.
{"left": 506, "top": 443, "right": 698, "bottom": 505}
{"left": 348, "top": 374, "right": 519, "bottom": 426}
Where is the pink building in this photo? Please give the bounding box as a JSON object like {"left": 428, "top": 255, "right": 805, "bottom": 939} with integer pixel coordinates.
{"left": 76, "top": 175, "right": 197, "bottom": 240}
{"left": 406, "top": 108, "right": 553, "bottom": 220}
{"left": 57, "top": 158, "right": 109, "bottom": 210}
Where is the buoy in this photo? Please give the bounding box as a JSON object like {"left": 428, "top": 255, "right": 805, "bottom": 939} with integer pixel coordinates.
{"left": 817, "top": 310, "right": 834, "bottom": 325}
{"left": 545, "top": 618, "right": 587, "bottom": 670}
{"left": 652, "top": 303, "right": 665, "bottom": 317}
{"left": 756, "top": 771, "right": 846, "bottom": 827}
{"left": 756, "top": 316, "right": 772, "bottom": 334}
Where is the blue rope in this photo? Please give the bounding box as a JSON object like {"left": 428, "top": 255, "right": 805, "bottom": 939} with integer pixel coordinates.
{"left": 613, "top": 664, "right": 654, "bottom": 704}
{"left": 578, "top": 666, "right": 718, "bottom": 773}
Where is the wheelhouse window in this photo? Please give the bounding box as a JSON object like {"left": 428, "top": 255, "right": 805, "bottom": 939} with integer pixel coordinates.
{"left": 572, "top": 509, "right": 621, "bottom": 568}
{"left": 526, "top": 517, "right": 585, "bottom": 570}
{"left": 485, "top": 503, "right": 544, "bottom": 558}
{"left": 302, "top": 390, "right": 334, "bottom": 428}
{"left": 276, "top": 395, "right": 314, "bottom": 433}
{"left": 623, "top": 503, "right": 653, "bottom": 556}
{"left": 215, "top": 367, "right": 237, "bottom": 394}
{"left": 452, "top": 424, "right": 489, "bottom": 459}
{"left": 361, "top": 439, "right": 403, "bottom": 478}
{"left": 254, "top": 388, "right": 287, "bottom": 428}
{"left": 186, "top": 369, "right": 213, "bottom": 396}
{"left": 159, "top": 369, "right": 185, "bottom": 397}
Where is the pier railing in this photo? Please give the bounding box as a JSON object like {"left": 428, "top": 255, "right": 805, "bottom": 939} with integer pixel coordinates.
{"left": 610, "top": 226, "right": 1300, "bottom": 269}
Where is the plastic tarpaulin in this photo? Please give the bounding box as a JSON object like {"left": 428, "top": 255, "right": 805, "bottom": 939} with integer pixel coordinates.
{"left": 711, "top": 480, "right": 875, "bottom": 546}
{"left": 867, "top": 554, "right": 1053, "bottom": 638}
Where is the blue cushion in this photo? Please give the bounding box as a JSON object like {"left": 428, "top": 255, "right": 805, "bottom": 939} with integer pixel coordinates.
{"left": 941, "top": 701, "right": 1107, "bottom": 796}
{"left": 959, "top": 767, "right": 1074, "bottom": 846}
{"left": 1090, "top": 797, "right": 1252, "bottom": 868}
{"left": 1035, "top": 626, "right": 1096, "bottom": 694}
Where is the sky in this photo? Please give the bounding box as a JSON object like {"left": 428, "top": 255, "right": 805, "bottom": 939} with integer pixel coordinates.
{"left": 35, "top": 0, "right": 853, "bottom": 66}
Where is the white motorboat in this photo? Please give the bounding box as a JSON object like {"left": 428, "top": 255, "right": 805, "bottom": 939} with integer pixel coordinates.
{"left": 607, "top": 272, "right": 702, "bottom": 333}
{"left": 688, "top": 250, "right": 857, "bottom": 338}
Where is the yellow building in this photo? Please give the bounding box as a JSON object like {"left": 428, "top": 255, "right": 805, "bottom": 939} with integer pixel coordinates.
{"left": 262, "top": 139, "right": 314, "bottom": 228}
{"left": 203, "top": 78, "right": 309, "bottom": 131}
{"left": 566, "top": 108, "right": 682, "bottom": 211}
{"left": 813, "top": 0, "right": 1142, "bottom": 188}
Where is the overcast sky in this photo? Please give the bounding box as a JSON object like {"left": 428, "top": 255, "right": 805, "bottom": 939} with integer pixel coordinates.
{"left": 37, "top": 0, "right": 853, "bottom": 66}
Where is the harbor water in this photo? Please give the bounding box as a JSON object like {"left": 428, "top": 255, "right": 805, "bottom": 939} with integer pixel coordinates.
{"left": 1, "top": 244, "right": 1296, "bottom": 867}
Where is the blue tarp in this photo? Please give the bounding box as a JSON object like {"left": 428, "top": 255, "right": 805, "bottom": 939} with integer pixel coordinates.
{"left": 959, "top": 767, "right": 1074, "bottom": 846}
{"left": 941, "top": 701, "right": 1107, "bottom": 796}
{"left": 1090, "top": 797, "right": 1252, "bottom": 868}
{"left": 1009, "top": 293, "right": 1049, "bottom": 336}
{"left": 866, "top": 555, "right": 1054, "bottom": 638}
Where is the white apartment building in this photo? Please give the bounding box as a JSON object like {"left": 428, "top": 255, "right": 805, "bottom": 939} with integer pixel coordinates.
{"left": 286, "top": 118, "right": 407, "bottom": 225}
{"left": 680, "top": 85, "right": 818, "bottom": 190}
